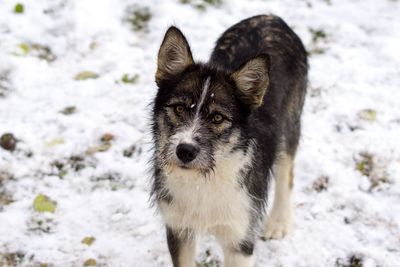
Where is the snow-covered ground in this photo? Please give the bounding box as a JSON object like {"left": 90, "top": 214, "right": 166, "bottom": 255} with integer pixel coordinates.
{"left": 1, "top": 0, "right": 400, "bottom": 266}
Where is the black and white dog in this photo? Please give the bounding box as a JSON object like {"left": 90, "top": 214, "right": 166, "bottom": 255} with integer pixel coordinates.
{"left": 151, "top": 15, "right": 307, "bottom": 267}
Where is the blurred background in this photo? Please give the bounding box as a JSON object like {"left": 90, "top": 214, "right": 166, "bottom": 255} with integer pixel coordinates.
{"left": 0, "top": 0, "right": 400, "bottom": 266}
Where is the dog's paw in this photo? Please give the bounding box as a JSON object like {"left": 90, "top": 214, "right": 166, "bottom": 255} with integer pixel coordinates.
{"left": 263, "top": 207, "right": 293, "bottom": 240}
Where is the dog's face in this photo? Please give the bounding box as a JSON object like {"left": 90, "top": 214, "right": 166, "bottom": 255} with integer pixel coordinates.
{"left": 153, "top": 27, "right": 270, "bottom": 175}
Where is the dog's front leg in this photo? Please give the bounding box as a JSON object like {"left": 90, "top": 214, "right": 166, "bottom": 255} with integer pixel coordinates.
{"left": 166, "top": 227, "right": 196, "bottom": 267}
{"left": 217, "top": 234, "right": 255, "bottom": 267}
{"left": 222, "top": 243, "right": 255, "bottom": 267}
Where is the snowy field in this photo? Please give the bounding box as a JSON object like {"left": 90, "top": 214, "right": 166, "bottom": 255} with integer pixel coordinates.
{"left": 1, "top": 0, "right": 400, "bottom": 266}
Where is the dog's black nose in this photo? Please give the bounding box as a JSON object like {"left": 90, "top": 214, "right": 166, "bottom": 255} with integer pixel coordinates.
{"left": 176, "top": 143, "right": 199, "bottom": 164}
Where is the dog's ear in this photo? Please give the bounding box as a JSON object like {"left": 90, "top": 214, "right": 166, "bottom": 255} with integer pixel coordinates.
{"left": 231, "top": 54, "right": 270, "bottom": 108}
{"left": 156, "top": 26, "right": 194, "bottom": 86}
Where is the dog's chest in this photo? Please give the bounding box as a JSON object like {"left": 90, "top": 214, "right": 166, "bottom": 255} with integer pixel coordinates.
{"left": 159, "top": 152, "right": 252, "bottom": 237}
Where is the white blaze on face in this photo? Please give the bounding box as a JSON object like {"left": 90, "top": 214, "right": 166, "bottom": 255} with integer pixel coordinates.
{"left": 171, "top": 77, "right": 211, "bottom": 147}
{"left": 195, "top": 77, "right": 211, "bottom": 118}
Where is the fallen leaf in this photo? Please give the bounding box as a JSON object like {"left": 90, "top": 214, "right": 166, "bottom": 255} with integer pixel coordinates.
{"left": 312, "top": 176, "right": 329, "bottom": 192}
{"left": 83, "top": 259, "right": 97, "bottom": 266}
{"left": 81, "top": 236, "right": 96, "bottom": 246}
{"left": 100, "top": 133, "right": 114, "bottom": 142}
{"left": 75, "top": 71, "right": 99, "bottom": 81}
{"left": 86, "top": 143, "right": 111, "bottom": 155}
{"left": 46, "top": 138, "right": 65, "bottom": 148}
{"left": 358, "top": 109, "right": 377, "bottom": 122}
{"left": 14, "top": 3, "right": 24, "bottom": 14}
{"left": 33, "top": 194, "right": 57, "bottom": 213}
{"left": 60, "top": 106, "right": 77, "bottom": 115}
{"left": 123, "top": 145, "right": 136, "bottom": 158}
{"left": 0, "top": 133, "right": 17, "bottom": 151}
{"left": 30, "top": 44, "right": 56, "bottom": 62}
{"left": 121, "top": 74, "right": 139, "bottom": 84}
{"left": 18, "top": 43, "right": 30, "bottom": 55}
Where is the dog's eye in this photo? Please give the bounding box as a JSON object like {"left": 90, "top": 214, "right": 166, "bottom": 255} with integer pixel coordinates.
{"left": 174, "top": 105, "right": 185, "bottom": 115}
{"left": 212, "top": 114, "right": 224, "bottom": 124}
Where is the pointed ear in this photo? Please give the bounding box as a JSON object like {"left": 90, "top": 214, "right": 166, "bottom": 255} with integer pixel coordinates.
{"left": 156, "top": 26, "right": 194, "bottom": 86}
{"left": 231, "top": 54, "right": 270, "bottom": 108}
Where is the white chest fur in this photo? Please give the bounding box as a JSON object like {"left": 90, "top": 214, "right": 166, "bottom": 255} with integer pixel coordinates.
{"left": 159, "top": 148, "right": 254, "bottom": 242}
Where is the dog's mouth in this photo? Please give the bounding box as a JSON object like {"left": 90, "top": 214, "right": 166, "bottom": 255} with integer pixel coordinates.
{"left": 164, "top": 160, "right": 215, "bottom": 177}
{"left": 178, "top": 164, "right": 190, "bottom": 169}
{"left": 176, "top": 162, "right": 196, "bottom": 170}
{"left": 176, "top": 162, "right": 215, "bottom": 177}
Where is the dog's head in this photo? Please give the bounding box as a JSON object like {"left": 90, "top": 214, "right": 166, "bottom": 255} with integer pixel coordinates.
{"left": 152, "top": 27, "right": 270, "bottom": 176}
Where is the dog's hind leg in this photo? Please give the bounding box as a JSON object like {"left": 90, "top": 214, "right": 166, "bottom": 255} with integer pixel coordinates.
{"left": 263, "top": 151, "right": 294, "bottom": 240}
{"left": 166, "top": 227, "right": 196, "bottom": 267}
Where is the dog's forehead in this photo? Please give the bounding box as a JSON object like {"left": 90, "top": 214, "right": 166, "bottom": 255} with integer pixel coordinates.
{"left": 176, "top": 71, "right": 202, "bottom": 95}
{"left": 175, "top": 69, "right": 234, "bottom": 106}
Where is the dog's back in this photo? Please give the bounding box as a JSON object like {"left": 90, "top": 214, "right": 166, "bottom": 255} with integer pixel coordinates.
{"left": 211, "top": 15, "right": 307, "bottom": 73}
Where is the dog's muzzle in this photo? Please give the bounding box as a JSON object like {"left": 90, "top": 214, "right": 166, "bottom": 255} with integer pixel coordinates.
{"left": 176, "top": 143, "right": 199, "bottom": 164}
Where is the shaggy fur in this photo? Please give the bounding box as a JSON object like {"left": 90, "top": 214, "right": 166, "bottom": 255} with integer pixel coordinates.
{"left": 151, "top": 14, "right": 307, "bottom": 267}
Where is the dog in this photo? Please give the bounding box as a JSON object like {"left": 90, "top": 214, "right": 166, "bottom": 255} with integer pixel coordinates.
{"left": 151, "top": 14, "right": 307, "bottom": 267}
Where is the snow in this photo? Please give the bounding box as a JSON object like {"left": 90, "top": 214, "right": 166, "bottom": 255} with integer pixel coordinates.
{"left": 1, "top": 0, "right": 400, "bottom": 266}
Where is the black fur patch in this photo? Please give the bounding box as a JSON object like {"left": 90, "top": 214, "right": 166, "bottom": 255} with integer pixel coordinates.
{"left": 238, "top": 240, "right": 255, "bottom": 256}
{"left": 166, "top": 227, "right": 194, "bottom": 267}
{"left": 166, "top": 227, "right": 181, "bottom": 266}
